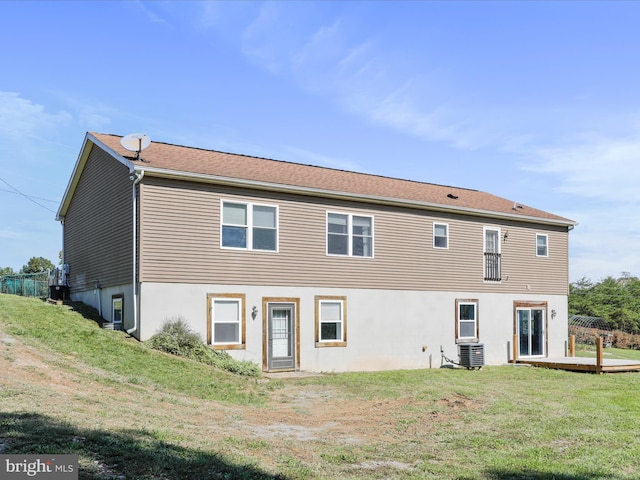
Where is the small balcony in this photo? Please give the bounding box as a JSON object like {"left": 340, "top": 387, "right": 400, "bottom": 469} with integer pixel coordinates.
{"left": 484, "top": 252, "right": 501, "bottom": 282}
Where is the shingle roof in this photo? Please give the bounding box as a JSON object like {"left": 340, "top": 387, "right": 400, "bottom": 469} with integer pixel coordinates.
{"left": 90, "top": 132, "right": 575, "bottom": 226}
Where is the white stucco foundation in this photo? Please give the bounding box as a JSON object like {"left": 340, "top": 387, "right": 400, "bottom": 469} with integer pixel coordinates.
{"left": 71, "top": 283, "right": 134, "bottom": 329}
{"left": 137, "top": 282, "right": 568, "bottom": 373}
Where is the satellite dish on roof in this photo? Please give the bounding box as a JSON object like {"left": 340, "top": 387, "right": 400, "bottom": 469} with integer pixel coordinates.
{"left": 120, "top": 133, "right": 151, "bottom": 160}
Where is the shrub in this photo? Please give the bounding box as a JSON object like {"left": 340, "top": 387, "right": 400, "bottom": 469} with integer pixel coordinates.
{"left": 146, "top": 318, "right": 261, "bottom": 377}
{"left": 613, "top": 331, "right": 640, "bottom": 350}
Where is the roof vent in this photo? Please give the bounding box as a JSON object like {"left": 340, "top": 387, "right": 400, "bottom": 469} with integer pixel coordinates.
{"left": 447, "top": 193, "right": 459, "bottom": 199}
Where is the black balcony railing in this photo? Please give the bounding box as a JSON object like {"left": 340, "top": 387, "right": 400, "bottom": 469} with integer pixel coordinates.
{"left": 484, "top": 252, "right": 501, "bottom": 282}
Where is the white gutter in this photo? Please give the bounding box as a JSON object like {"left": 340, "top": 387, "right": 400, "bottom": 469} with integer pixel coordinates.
{"left": 128, "top": 170, "right": 144, "bottom": 335}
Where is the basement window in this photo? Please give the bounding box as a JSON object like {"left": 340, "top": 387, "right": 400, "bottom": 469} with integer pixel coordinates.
{"left": 112, "top": 295, "right": 124, "bottom": 329}
{"left": 456, "top": 299, "right": 479, "bottom": 343}
{"left": 315, "top": 296, "right": 347, "bottom": 347}
{"left": 207, "top": 293, "right": 246, "bottom": 350}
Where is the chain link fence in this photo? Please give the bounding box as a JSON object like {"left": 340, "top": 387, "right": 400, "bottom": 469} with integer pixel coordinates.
{"left": 0, "top": 272, "right": 50, "bottom": 298}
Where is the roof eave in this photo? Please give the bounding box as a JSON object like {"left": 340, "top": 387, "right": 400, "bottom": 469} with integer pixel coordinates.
{"left": 135, "top": 166, "right": 577, "bottom": 228}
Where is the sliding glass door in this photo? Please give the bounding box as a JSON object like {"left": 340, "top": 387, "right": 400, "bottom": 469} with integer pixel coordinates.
{"left": 517, "top": 308, "right": 545, "bottom": 357}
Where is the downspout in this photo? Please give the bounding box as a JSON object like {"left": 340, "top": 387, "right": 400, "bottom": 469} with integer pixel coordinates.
{"left": 128, "top": 170, "right": 144, "bottom": 335}
{"left": 95, "top": 280, "right": 102, "bottom": 317}
{"left": 60, "top": 218, "right": 67, "bottom": 286}
{"left": 60, "top": 218, "right": 65, "bottom": 268}
{"left": 59, "top": 218, "right": 70, "bottom": 301}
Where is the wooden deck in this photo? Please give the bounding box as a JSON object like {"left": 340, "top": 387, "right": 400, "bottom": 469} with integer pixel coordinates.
{"left": 518, "top": 356, "right": 640, "bottom": 373}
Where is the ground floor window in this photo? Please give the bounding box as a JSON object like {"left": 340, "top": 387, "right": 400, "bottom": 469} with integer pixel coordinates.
{"left": 315, "top": 296, "right": 347, "bottom": 347}
{"left": 112, "top": 295, "right": 124, "bottom": 329}
{"left": 207, "top": 293, "right": 246, "bottom": 350}
{"left": 456, "top": 299, "right": 479, "bottom": 342}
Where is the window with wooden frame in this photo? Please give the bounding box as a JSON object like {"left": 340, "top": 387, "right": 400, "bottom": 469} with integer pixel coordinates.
{"left": 456, "top": 299, "right": 479, "bottom": 343}
{"left": 536, "top": 233, "right": 548, "bottom": 257}
{"left": 221, "top": 200, "right": 278, "bottom": 251}
{"left": 207, "top": 293, "right": 246, "bottom": 350}
{"left": 315, "top": 296, "right": 347, "bottom": 347}
{"left": 433, "top": 222, "right": 449, "bottom": 249}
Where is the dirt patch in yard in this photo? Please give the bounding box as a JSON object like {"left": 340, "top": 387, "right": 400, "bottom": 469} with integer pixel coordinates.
{"left": 0, "top": 330, "right": 484, "bottom": 477}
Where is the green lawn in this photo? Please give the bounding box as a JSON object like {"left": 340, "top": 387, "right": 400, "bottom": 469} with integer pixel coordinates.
{"left": 0, "top": 294, "right": 264, "bottom": 405}
{"left": 576, "top": 344, "right": 640, "bottom": 361}
{"left": 1, "top": 293, "right": 640, "bottom": 480}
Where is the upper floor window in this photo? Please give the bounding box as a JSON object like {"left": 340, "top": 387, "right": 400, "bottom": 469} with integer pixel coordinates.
{"left": 484, "top": 227, "right": 501, "bottom": 282}
{"left": 434, "top": 223, "right": 449, "bottom": 249}
{"left": 221, "top": 201, "right": 278, "bottom": 251}
{"left": 327, "top": 212, "right": 373, "bottom": 257}
{"left": 536, "top": 234, "right": 548, "bottom": 257}
{"left": 456, "top": 299, "right": 479, "bottom": 342}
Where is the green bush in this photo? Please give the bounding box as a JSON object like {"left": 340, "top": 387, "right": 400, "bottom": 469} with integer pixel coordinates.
{"left": 146, "top": 318, "right": 261, "bottom": 377}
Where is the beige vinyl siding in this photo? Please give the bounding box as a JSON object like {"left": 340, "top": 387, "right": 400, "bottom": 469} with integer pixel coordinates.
{"left": 139, "top": 178, "right": 569, "bottom": 295}
{"left": 64, "top": 145, "right": 132, "bottom": 292}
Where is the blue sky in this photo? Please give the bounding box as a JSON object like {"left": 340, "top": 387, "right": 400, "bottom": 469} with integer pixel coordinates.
{"left": 1, "top": 1, "right": 639, "bottom": 281}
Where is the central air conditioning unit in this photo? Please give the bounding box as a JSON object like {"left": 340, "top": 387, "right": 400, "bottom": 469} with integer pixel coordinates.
{"left": 458, "top": 343, "right": 485, "bottom": 369}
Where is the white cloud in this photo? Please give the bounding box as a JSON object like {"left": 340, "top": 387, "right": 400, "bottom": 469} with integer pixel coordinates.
{"left": 0, "top": 91, "right": 71, "bottom": 141}
{"left": 233, "top": 5, "right": 504, "bottom": 152}
{"left": 530, "top": 132, "right": 640, "bottom": 280}
{"left": 0, "top": 227, "right": 23, "bottom": 240}
{"left": 530, "top": 133, "right": 640, "bottom": 202}
{"left": 54, "top": 96, "right": 112, "bottom": 130}
{"left": 131, "top": 0, "right": 172, "bottom": 26}
{"left": 565, "top": 205, "right": 640, "bottom": 281}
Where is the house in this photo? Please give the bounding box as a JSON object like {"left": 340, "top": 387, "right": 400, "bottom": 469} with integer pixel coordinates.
{"left": 56, "top": 132, "right": 576, "bottom": 372}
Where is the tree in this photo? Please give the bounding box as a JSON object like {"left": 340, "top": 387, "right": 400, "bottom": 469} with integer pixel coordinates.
{"left": 20, "top": 256, "right": 55, "bottom": 274}
{"left": 569, "top": 273, "right": 640, "bottom": 334}
{"left": 0, "top": 266, "right": 16, "bottom": 276}
{"left": 568, "top": 277, "right": 594, "bottom": 317}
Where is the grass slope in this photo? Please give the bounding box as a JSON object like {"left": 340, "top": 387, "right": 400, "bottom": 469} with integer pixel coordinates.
{"left": 2, "top": 293, "right": 640, "bottom": 480}
{"left": 0, "top": 294, "right": 264, "bottom": 404}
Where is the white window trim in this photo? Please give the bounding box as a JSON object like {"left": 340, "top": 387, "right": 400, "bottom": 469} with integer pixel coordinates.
{"left": 536, "top": 233, "right": 549, "bottom": 257}
{"left": 457, "top": 300, "right": 478, "bottom": 342}
{"left": 112, "top": 295, "right": 123, "bottom": 327}
{"left": 326, "top": 211, "right": 374, "bottom": 258}
{"left": 210, "top": 296, "right": 243, "bottom": 346}
{"left": 483, "top": 226, "right": 501, "bottom": 254}
{"left": 220, "top": 200, "right": 279, "bottom": 252}
{"left": 483, "top": 226, "right": 502, "bottom": 283}
{"left": 317, "top": 298, "right": 346, "bottom": 344}
{"left": 433, "top": 222, "right": 449, "bottom": 249}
